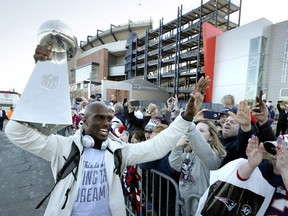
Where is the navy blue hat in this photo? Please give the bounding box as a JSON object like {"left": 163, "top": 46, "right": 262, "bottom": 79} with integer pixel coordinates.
{"left": 221, "top": 107, "right": 237, "bottom": 114}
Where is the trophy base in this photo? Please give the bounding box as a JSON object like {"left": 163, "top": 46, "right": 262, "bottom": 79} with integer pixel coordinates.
{"left": 16, "top": 121, "right": 70, "bottom": 136}
{"left": 11, "top": 61, "right": 72, "bottom": 136}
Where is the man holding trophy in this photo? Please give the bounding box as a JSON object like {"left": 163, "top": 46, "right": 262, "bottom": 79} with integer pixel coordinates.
{"left": 5, "top": 20, "right": 211, "bottom": 216}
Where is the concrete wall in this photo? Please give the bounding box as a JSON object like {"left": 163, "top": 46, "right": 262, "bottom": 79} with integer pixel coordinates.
{"left": 266, "top": 20, "right": 288, "bottom": 105}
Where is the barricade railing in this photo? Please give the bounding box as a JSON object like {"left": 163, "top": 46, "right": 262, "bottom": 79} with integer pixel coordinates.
{"left": 124, "top": 168, "right": 185, "bottom": 216}
{"left": 184, "top": 194, "right": 203, "bottom": 216}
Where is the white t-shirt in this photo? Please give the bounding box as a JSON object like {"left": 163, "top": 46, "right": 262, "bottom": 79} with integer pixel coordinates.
{"left": 71, "top": 148, "right": 111, "bottom": 216}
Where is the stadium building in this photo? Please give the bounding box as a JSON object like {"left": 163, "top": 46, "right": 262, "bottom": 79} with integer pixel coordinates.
{"left": 68, "top": 0, "right": 288, "bottom": 107}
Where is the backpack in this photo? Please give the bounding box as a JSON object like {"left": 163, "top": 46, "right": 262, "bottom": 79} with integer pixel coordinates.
{"left": 36, "top": 141, "right": 122, "bottom": 209}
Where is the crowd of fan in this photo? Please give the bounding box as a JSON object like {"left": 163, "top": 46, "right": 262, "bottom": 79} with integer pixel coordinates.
{"left": 5, "top": 43, "right": 286, "bottom": 215}
{"left": 62, "top": 92, "right": 288, "bottom": 216}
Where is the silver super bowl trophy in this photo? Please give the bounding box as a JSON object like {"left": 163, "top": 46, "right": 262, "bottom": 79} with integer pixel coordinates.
{"left": 11, "top": 20, "right": 77, "bottom": 135}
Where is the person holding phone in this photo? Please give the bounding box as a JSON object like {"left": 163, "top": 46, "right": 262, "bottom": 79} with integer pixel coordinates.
{"left": 220, "top": 100, "right": 256, "bottom": 166}
{"left": 195, "top": 106, "right": 281, "bottom": 215}
{"left": 275, "top": 101, "right": 288, "bottom": 136}
{"left": 126, "top": 100, "right": 144, "bottom": 132}
{"left": 214, "top": 111, "right": 229, "bottom": 135}
{"left": 143, "top": 103, "right": 168, "bottom": 138}
{"left": 162, "top": 96, "right": 180, "bottom": 124}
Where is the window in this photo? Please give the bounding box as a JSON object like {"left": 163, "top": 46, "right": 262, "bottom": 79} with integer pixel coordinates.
{"left": 245, "top": 36, "right": 267, "bottom": 101}
{"left": 76, "top": 63, "right": 99, "bottom": 83}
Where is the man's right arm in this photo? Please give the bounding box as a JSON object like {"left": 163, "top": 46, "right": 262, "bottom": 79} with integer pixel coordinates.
{"left": 5, "top": 120, "right": 60, "bottom": 162}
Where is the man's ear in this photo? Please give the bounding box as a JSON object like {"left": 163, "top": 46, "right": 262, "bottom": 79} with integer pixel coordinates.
{"left": 82, "top": 116, "right": 87, "bottom": 125}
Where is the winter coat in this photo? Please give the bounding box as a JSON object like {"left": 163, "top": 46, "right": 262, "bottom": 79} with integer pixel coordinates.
{"left": 5, "top": 114, "right": 192, "bottom": 216}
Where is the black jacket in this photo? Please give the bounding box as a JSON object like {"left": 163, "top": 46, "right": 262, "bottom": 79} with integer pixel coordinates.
{"left": 256, "top": 120, "right": 277, "bottom": 143}
{"left": 0, "top": 110, "right": 7, "bottom": 120}
{"left": 277, "top": 103, "right": 287, "bottom": 124}
{"left": 221, "top": 126, "right": 255, "bottom": 166}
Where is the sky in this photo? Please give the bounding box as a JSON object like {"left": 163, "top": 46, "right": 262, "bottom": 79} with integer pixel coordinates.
{"left": 1, "top": 0, "right": 288, "bottom": 94}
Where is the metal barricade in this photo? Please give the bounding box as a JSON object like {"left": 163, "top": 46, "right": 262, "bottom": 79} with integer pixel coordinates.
{"left": 184, "top": 194, "right": 202, "bottom": 216}
{"left": 124, "top": 168, "right": 184, "bottom": 216}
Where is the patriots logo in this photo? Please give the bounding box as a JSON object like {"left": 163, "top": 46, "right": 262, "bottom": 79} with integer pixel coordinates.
{"left": 214, "top": 196, "right": 237, "bottom": 211}
{"left": 240, "top": 204, "right": 252, "bottom": 216}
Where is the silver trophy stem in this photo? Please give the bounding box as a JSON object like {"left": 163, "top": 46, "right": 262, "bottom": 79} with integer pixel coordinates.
{"left": 42, "top": 123, "right": 48, "bottom": 128}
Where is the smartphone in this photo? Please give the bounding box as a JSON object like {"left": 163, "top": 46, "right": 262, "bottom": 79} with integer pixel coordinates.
{"left": 122, "top": 98, "right": 127, "bottom": 105}
{"left": 255, "top": 89, "right": 263, "bottom": 113}
{"left": 204, "top": 111, "right": 221, "bottom": 120}
{"left": 259, "top": 89, "right": 263, "bottom": 103}
{"left": 130, "top": 100, "right": 140, "bottom": 106}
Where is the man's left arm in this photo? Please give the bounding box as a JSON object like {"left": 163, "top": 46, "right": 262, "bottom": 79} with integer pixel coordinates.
{"left": 124, "top": 77, "right": 211, "bottom": 165}
{"left": 123, "top": 114, "right": 194, "bottom": 165}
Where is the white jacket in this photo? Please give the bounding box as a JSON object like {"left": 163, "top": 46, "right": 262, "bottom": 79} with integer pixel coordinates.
{"left": 5, "top": 115, "right": 192, "bottom": 216}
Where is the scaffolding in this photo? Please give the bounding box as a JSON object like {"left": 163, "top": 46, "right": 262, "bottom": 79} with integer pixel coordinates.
{"left": 124, "top": 0, "right": 242, "bottom": 101}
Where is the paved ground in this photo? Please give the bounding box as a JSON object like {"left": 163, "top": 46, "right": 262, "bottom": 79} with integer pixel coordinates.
{"left": 0, "top": 122, "right": 54, "bottom": 216}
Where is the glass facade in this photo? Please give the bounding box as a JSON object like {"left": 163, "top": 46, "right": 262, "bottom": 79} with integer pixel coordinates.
{"left": 245, "top": 36, "right": 267, "bottom": 102}
{"left": 75, "top": 63, "right": 99, "bottom": 83}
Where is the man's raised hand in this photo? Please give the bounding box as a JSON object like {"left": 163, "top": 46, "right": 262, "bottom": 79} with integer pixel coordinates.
{"left": 182, "top": 76, "right": 210, "bottom": 121}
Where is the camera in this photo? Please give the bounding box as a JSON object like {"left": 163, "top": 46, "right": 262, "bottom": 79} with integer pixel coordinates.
{"left": 130, "top": 100, "right": 140, "bottom": 106}
{"left": 76, "top": 97, "right": 83, "bottom": 102}
{"left": 204, "top": 111, "right": 221, "bottom": 120}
